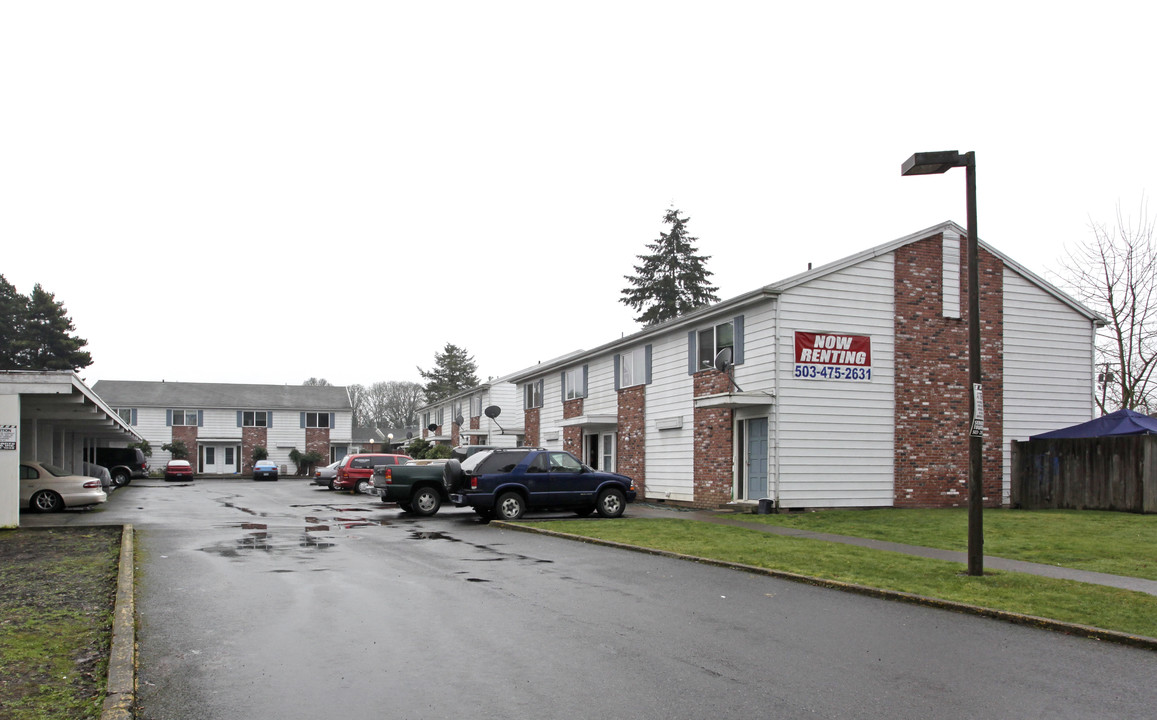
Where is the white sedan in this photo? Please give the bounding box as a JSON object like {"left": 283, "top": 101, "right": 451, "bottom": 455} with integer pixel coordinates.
{"left": 20, "top": 461, "right": 108, "bottom": 512}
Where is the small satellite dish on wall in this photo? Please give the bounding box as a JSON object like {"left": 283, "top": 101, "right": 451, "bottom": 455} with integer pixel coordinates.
{"left": 484, "top": 405, "right": 505, "bottom": 433}
{"left": 454, "top": 414, "right": 464, "bottom": 427}
{"left": 427, "top": 423, "right": 438, "bottom": 433}
{"left": 713, "top": 347, "right": 733, "bottom": 373}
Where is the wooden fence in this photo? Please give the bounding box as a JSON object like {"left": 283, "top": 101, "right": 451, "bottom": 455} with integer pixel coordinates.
{"left": 1010, "top": 435, "right": 1157, "bottom": 513}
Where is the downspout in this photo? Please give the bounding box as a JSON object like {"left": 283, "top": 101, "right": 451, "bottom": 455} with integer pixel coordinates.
{"left": 772, "top": 297, "right": 781, "bottom": 509}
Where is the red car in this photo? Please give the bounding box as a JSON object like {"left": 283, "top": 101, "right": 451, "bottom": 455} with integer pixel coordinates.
{"left": 334, "top": 453, "right": 411, "bottom": 494}
{"left": 163, "top": 460, "right": 195, "bottom": 481}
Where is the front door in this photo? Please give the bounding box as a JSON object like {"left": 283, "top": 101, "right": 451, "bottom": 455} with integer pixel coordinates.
{"left": 199, "top": 444, "right": 239, "bottom": 475}
{"left": 745, "top": 418, "right": 769, "bottom": 499}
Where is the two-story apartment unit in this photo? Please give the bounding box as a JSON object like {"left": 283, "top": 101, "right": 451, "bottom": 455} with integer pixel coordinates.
{"left": 506, "top": 222, "right": 1103, "bottom": 509}
{"left": 417, "top": 356, "right": 588, "bottom": 450}
{"left": 92, "top": 381, "right": 354, "bottom": 474}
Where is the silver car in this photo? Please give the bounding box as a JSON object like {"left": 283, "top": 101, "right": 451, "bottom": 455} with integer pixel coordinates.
{"left": 20, "top": 461, "right": 108, "bottom": 513}
{"left": 313, "top": 459, "right": 342, "bottom": 489}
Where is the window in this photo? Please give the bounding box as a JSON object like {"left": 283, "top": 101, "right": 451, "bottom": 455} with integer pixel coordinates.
{"left": 116, "top": 408, "right": 134, "bottom": 425}
{"left": 548, "top": 452, "right": 583, "bottom": 472}
{"left": 563, "top": 366, "right": 587, "bottom": 400}
{"left": 422, "top": 412, "right": 432, "bottom": 428}
{"left": 698, "top": 320, "right": 734, "bottom": 369}
{"left": 171, "top": 409, "right": 199, "bottom": 426}
{"left": 620, "top": 346, "right": 647, "bottom": 388}
{"left": 453, "top": 402, "right": 463, "bottom": 424}
{"left": 304, "top": 412, "right": 331, "bottom": 428}
{"left": 243, "top": 411, "right": 268, "bottom": 427}
{"left": 436, "top": 408, "right": 444, "bottom": 427}
{"left": 524, "top": 380, "right": 543, "bottom": 409}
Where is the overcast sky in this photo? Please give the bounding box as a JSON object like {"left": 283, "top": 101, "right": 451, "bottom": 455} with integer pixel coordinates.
{"left": 3, "top": 2, "right": 1153, "bottom": 390}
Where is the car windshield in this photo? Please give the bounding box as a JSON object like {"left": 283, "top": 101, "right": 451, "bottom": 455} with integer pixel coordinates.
{"left": 257, "top": 461, "right": 275, "bottom": 468}
{"left": 169, "top": 461, "right": 190, "bottom": 467}
{"left": 461, "top": 451, "right": 495, "bottom": 473}
{"left": 40, "top": 463, "right": 72, "bottom": 477}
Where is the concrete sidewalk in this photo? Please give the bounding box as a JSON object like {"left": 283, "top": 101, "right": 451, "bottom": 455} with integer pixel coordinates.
{"left": 628, "top": 504, "right": 1157, "bottom": 597}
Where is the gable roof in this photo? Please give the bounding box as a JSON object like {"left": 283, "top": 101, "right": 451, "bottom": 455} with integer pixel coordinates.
{"left": 92, "top": 380, "right": 352, "bottom": 411}
{"left": 507, "top": 221, "right": 1104, "bottom": 382}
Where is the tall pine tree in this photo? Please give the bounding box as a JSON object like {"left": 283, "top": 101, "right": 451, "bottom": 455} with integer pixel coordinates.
{"left": 0, "top": 275, "right": 25, "bottom": 369}
{"left": 621, "top": 207, "right": 720, "bottom": 326}
{"left": 417, "top": 343, "right": 480, "bottom": 404}
{"left": 20, "top": 284, "right": 92, "bottom": 371}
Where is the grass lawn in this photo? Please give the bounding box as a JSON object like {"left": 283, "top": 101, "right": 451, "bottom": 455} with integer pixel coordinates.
{"left": 724, "top": 507, "right": 1157, "bottom": 580}
{"left": 517, "top": 515, "right": 1157, "bottom": 639}
{"left": 0, "top": 526, "right": 121, "bottom": 720}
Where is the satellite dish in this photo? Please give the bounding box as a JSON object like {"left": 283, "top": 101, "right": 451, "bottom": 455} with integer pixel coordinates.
{"left": 484, "top": 405, "right": 505, "bottom": 433}
{"left": 713, "top": 347, "right": 733, "bottom": 373}
{"left": 427, "top": 423, "right": 438, "bottom": 432}
{"left": 406, "top": 431, "right": 413, "bottom": 439}
{"left": 454, "top": 414, "right": 464, "bottom": 427}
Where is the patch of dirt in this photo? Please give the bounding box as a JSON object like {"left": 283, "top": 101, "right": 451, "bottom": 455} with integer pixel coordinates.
{"left": 0, "top": 526, "right": 122, "bottom": 717}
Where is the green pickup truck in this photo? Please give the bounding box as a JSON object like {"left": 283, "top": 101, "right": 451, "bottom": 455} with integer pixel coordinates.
{"left": 373, "top": 459, "right": 449, "bottom": 516}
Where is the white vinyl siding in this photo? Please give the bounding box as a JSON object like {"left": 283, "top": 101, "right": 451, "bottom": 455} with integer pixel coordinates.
{"left": 1002, "top": 268, "right": 1097, "bottom": 501}
{"left": 775, "top": 254, "right": 895, "bottom": 508}
{"left": 643, "top": 332, "right": 698, "bottom": 501}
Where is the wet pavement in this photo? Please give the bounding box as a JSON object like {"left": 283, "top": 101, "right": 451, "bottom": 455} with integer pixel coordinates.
{"left": 19, "top": 479, "right": 1157, "bottom": 719}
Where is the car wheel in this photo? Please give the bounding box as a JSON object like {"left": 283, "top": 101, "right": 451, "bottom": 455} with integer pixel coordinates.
{"left": 355, "top": 479, "right": 370, "bottom": 495}
{"left": 443, "top": 460, "right": 464, "bottom": 492}
{"left": 328, "top": 479, "right": 337, "bottom": 490}
{"left": 30, "top": 490, "right": 63, "bottom": 513}
{"left": 595, "top": 488, "right": 626, "bottom": 518}
{"left": 112, "top": 470, "right": 130, "bottom": 487}
{"left": 574, "top": 507, "right": 595, "bottom": 517}
{"left": 495, "top": 492, "right": 525, "bottom": 521}
{"left": 411, "top": 487, "right": 442, "bottom": 516}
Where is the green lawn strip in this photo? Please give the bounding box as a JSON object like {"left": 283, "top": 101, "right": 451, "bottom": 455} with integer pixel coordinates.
{"left": 0, "top": 609, "right": 107, "bottom": 719}
{"left": 520, "top": 518, "right": 1157, "bottom": 638}
{"left": 722, "top": 508, "right": 1157, "bottom": 580}
{"left": 0, "top": 528, "right": 120, "bottom": 720}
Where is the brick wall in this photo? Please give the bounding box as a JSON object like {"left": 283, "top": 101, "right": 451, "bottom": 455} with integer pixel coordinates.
{"left": 563, "top": 398, "right": 583, "bottom": 456}
{"left": 616, "top": 386, "right": 645, "bottom": 495}
{"left": 692, "top": 370, "right": 734, "bottom": 508}
{"left": 241, "top": 427, "right": 267, "bottom": 474}
{"left": 894, "top": 234, "right": 1004, "bottom": 507}
{"left": 305, "top": 428, "right": 329, "bottom": 468}
{"left": 171, "top": 425, "right": 198, "bottom": 466}
{"left": 524, "top": 408, "right": 540, "bottom": 447}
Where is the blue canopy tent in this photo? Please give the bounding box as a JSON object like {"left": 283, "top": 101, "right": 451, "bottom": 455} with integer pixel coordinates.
{"left": 1030, "top": 408, "right": 1157, "bottom": 439}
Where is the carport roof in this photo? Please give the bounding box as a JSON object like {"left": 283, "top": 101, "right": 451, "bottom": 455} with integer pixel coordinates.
{"left": 92, "top": 380, "right": 352, "bottom": 411}
{"left": 1, "top": 370, "right": 141, "bottom": 441}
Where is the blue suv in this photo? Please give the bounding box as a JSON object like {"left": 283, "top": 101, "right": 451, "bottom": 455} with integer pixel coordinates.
{"left": 444, "top": 448, "right": 637, "bottom": 521}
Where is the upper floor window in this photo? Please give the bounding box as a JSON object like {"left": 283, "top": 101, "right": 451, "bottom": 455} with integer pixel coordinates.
{"left": 436, "top": 408, "right": 444, "bottom": 427}
{"left": 471, "top": 394, "right": 484, "bottom": 417}
{"left": 170, "top": 409, "right": 199, "bottom": 426}
{"left": 699, "top": 321, "right": 734, "bottom": 369}
{"left": 304, "top": 412, "right": 331, "bottom": 428}
{"left": 243, "top": 411, "right": 268, "bottom": 427}
{"left": 524, "top": 380, "right": 543, "bottom": 409}
{"left": 563, "top": 365, "right": 587, "bottom": 400}
{"left": 619, "top": 346, "right": 649, "bottom": 388}
{"left": 115, "top": 408, "right": 135, "bottom": 425}
{"left": 689, "top": 315, "right": 745, "bottom": 374}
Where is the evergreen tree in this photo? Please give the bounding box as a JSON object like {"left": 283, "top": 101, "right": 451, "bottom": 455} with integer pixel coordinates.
{"left": 621, "top": 207, "right": 720, "bottom": 326}
{"left": 0, "top": 275, "right": 26, "bottom": 369}
{"left": 417, "top": 343, "right": 479, "bottom": 403}
{"left": 21, "top": 284, "right": 92, "bottom": 371}
{"left": 0, "top": 280, "right": 92, "bottom": 371}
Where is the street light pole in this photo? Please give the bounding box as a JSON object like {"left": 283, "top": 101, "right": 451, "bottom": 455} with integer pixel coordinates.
{"left": 901, "top": 150, "right": 984, "bottom": 576}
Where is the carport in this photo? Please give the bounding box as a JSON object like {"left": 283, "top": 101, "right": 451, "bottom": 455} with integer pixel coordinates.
{"left": 0, "top": 370, "right": 141, "bottom": 527}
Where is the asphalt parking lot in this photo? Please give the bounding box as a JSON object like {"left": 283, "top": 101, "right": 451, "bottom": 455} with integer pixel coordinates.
{"left": 23, "top": 479, "right": 1157, "bottom": 720}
